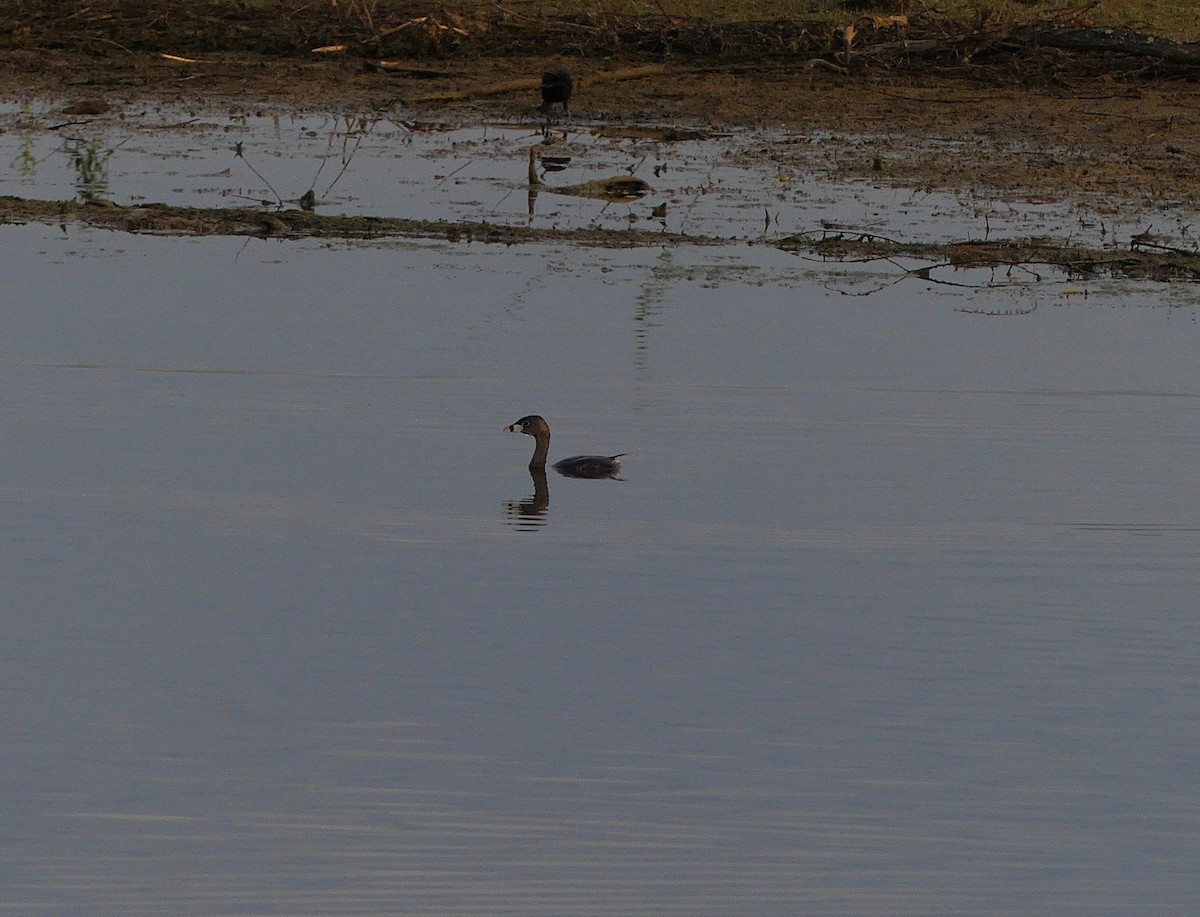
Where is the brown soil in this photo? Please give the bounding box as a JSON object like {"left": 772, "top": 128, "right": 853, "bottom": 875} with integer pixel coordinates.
{"left": 3, "top": 1, "right": 1200, "bottom": 259}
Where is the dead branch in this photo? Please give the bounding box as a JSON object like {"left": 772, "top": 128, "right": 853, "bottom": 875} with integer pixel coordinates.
{"left": 1006, "top": 25, "right": 1200, "bottom": 66}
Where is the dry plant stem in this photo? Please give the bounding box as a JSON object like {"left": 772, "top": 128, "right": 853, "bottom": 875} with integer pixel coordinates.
{"left": 234, "top": 147, "right": 282, "bottom": 206}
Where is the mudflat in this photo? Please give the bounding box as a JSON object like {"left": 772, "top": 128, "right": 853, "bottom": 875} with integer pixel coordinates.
{"left": 3, "top": 1, "right": 1199, "bottom": 236}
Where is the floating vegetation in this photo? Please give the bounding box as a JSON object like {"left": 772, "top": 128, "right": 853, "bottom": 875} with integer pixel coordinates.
{"left": 62, "top": 136, "right": 113, "bottom": 203}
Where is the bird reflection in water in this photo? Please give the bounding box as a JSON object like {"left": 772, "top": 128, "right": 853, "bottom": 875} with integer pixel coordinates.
{"left": 503, "top": 468, "right": 550, "bottom": 531}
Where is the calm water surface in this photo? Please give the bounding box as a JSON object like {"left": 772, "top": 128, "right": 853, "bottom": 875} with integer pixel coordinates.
{"left": 2, "top": 224, "right": 1199, "bottom": 914}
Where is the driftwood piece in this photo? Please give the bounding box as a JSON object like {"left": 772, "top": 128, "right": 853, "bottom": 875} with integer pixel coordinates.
{"left": 847, "top": 23, "right": 1200, "bottom": 69}
{"left": 0, "top": 195, "right": 712, "bottom": 247}
{"left": 854, "top": 39, "right": 953, "bottom": 62}
{"left": 1007, "top": 25, "right": 1200, "bottom": 66}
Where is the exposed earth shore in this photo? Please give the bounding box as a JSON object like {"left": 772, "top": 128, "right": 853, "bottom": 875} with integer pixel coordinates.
{"left": 2, "top": 0, "right": 1199, "bottom": 265}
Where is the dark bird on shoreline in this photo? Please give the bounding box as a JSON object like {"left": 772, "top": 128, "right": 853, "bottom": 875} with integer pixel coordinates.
{"left": 506, "top": 414, "right": 624, "bottom": 479}
{"left": 540, "top": 69, "right": 573, "bottom": 118}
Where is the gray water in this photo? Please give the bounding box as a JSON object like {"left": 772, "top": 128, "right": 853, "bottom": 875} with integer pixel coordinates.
{"left": 3, "top": 113, "right": 1200, "bottom": 913}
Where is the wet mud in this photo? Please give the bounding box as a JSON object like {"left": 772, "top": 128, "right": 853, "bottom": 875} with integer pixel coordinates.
{"left": 3, "top": 1, "right": 1200, "bottom": 275}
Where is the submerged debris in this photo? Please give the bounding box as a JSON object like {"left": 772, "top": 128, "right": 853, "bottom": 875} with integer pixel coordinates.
{"left": 777, "top": 231, "right": 1200, "bottom": 283}
{"left": 526, "top": 148, "right": 651, "bottom": 202}
{"left": 548, "top": 175, "right": 651, "bottom": 202}
{"left": 0, "top": 195, "right": 703, "bottom": 247}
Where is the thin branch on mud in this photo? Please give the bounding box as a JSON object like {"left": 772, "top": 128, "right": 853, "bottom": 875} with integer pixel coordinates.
{"left": 434, "top": 158, "right": 476, "bottom": 189}
{"left": 233, "top": 143, "right": 283, "bottom": 207}
{"left": 490, "top": 5, "right": 537, "bottom": 26}
{"left": 804, "top": 58, "right": 849, "bottom": 74}
{"left": 46, "top": 119, "right": 97, "bottom": 131}
{"left": 823, "top": 273, "right": 909, "bottom": 298}
{"left": 317, "top": 117, "right": 370, "bottom": 198}
{"left": 1130, "top": 233, "right": 1199, "bottom": 257}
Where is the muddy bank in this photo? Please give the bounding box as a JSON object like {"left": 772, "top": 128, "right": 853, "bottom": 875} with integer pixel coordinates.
{"left": 3, "top": 1, "right": 1200, "bottom": 251}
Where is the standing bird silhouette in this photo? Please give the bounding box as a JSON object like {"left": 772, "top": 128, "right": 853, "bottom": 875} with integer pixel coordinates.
{"left": 540, "top": 69, "right": 573, "bottom": 118}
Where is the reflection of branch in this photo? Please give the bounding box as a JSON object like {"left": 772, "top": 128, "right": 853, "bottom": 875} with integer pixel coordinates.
{"left": 780, "top": 229, "right": 904, "bottom": 266}
{"left": 1131, "top": 237, "right": 1199, "bottom": 257}
{"left": 317, "top": 115, "right": 370, "bottom": 199}
{"left": 907, "top": 262, "right": 1017, "bottom": 289}
{"left": 821, "top": 272, "right": 908, "bottom": 298}
{"left": 234, "top": 142, "right": 282, "bottom": 206}
{"left": 957, "top": 302, "right": 1038, "bottom": 316}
